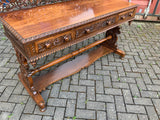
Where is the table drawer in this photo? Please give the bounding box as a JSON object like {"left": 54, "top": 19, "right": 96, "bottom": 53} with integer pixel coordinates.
{"left": 118, "top": 8, "right": 135, "bottom": 21}
{"left": 35, "top": 32, "right": 73, "bottom": 53}
{"left": 75, "top": 15, "right": 116, "bottom": 38}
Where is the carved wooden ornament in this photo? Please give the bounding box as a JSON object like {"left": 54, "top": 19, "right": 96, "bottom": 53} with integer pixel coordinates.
{"left": 0, "top": 0, "right": 66, "bottom": 12}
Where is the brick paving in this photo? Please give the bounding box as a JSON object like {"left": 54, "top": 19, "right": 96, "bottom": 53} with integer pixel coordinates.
{"left": 0, "top": 22, "right": 160, "bottom": 120}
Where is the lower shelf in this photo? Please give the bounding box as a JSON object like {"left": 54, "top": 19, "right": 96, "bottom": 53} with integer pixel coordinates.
{"left": 33, "top": 45, "right": 113, "bottom": 92}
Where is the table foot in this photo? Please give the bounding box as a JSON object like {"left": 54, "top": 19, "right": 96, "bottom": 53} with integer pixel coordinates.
{"left": 18, "top": 73, "right": 46, "bottom": 112}
{"left": 114, "top": 49, "right": 125, "bottom": 59}
{"left": 40, "top": 107, "right": 47, "bottom": 112}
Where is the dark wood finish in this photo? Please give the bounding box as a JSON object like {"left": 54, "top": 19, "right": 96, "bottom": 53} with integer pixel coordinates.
{"left": 0, "top": 0, "right": 138, "bottom": 112}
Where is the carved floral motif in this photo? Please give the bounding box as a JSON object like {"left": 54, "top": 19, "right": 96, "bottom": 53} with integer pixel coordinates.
{"left": 38, "top": 33, "right": 72, "bottom": 53}
{"left": 0, "top": 0, "right": 66, "bottom": 12}
{"left": 103, "top": 26, "right": 120, "bottom": 49}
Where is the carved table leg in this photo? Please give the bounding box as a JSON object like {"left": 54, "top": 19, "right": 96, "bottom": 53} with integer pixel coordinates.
{"left": 14, "top": 48, "right": 46, "bottom": 112}
{"left": 102, "top": 26, "right": 125, "bottom": 59}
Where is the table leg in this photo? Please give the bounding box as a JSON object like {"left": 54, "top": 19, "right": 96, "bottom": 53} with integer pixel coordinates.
{"left": 15, "top": 48, "right": 46, "bottom": 112}
{"left": 102, "top": 26, "right": 125, "bottom": 58}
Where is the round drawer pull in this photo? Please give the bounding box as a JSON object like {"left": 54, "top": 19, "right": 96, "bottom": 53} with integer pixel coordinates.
{"left": 45, "top": 42, "right": 51, "bottom": 48}
{"left": 64, "top": 36, "right": 69, "bottom": 42}
{"left": 121, "top": 16, "right": 125, "bottom": 20}
{"left": 107, "top": 21, "right": 112, "bottom": 25}
{"left": 129, "top": 13, "right": 133, "bottom": 17}
{"left": 85, "top": 28, "right": 90, "bottom": 34}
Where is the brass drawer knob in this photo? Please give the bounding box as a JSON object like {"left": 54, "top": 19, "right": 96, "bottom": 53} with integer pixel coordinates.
{"left": 121, "top": 16, "right": 125, "bottom": 20}
{"left": 45, "top": 42, "right": 51, "bottom": 48}
{"left": 107, "top": 20, "right": 112, "bottom": 25}
{"left": 129, "top": 13, "right": 133, "bottom": 17}
{"left": 64, "top": 36, "right": 69, "bottom": 42}
{"left": 85, "top": 28, "right": 90, "bottom": 33}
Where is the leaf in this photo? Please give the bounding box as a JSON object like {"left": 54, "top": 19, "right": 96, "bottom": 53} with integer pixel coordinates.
{"left": 73, "top": 116, "right": 76, "bottom": 120}
{"left": 117, "top": 77, "right": 120, "bottom": 81}
{"left": 1, "top": 37, "right": 6, "bottom": 40}
{"left": 8, "top": 114, "right": 13, "bottom": 119}
{"left": 20, "top": 102, "right": 24, "bottom": 105}
{"left": 85, "top": 99, "right": 88, "bottom": 104}
{"left": 134, "top": 96, "right": 138, "bottom": 98}
{"left": 137, "top": 25, "right": 141, "bottom": 28}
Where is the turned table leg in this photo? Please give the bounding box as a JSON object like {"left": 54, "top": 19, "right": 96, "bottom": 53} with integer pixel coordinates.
{"left": 14, "top": 48, "right": 46, "bottom": 112}
{"left": 102, "top": 26, "right": 125, "bottom": 59}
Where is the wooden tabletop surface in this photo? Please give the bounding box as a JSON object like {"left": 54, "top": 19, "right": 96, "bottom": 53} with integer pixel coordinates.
{"left": 0, "top": 0, "right": 137, "bottom": 40}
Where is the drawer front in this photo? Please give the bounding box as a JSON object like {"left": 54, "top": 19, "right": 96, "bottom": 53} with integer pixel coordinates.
{"left": 118, "top": 8, "right": 135, "bottom": 21}
{"left": 33, "top": 15, "right": 117, "bottom": 55}
{"left": 35, "top": 32, "right": 73, "bottom": 53}
{"left": 75, "top": 15, "right": 116, "bottom": 38}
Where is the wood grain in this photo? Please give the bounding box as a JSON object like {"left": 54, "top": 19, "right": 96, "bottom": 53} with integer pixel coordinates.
{"left": 0, "top": 0, "right": 137, "bottom": 39}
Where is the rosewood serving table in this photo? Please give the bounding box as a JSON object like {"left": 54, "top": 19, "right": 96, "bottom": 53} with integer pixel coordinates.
{"left": 0, "top": 0, "right": 138, "bottom": 111}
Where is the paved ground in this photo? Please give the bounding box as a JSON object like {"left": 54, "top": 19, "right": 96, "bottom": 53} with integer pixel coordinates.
{"left": 0, "top": 21, "right": 160, "bottom": 120}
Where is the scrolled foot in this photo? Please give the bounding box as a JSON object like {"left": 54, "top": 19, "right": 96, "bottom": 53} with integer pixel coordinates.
{"left": 114, "top": 49, "right": 125, "bottom": 59}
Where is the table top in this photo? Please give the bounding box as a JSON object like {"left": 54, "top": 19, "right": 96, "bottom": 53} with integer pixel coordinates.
{"left": 0, "top": 0, "right": 137, "bottom": 42}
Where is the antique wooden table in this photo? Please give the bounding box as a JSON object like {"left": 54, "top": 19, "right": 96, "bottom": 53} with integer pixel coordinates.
{"left": 0, "top": 0, "right": 137, "bottom": 111}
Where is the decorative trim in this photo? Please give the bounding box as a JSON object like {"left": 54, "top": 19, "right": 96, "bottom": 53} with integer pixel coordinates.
{"left": 0, "top": 17, "right": 23, "bottom": 42}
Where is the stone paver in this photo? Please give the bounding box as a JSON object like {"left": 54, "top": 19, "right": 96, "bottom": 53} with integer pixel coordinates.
{"left": 0, "top": 21, "right": 160, "bottom": 120}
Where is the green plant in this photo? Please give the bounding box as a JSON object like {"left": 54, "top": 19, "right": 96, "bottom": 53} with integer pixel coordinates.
{"left": 137, "top": 25, "right": 141, "bottom": 28}
{"left": 85, "top": 99, "right": 88, "bottom": 104}
{"left": 8, "top": 114, "right": 13, "bottom": 119}
{"left": 73, "top": 116, "right": 76, "bottom": 120}
{"left": 20, "top": 102, "right": 24, "bottom": 105}
{"left": 1, "top": 37, "right": 6, "bottom": 40}
{"left": 133, "top": 96, "right": 138, "bottom": 98}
